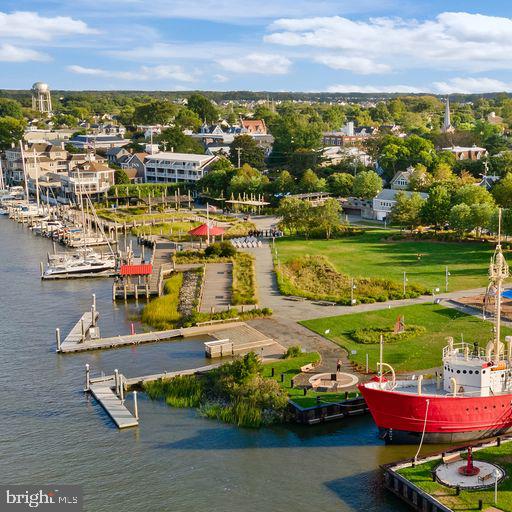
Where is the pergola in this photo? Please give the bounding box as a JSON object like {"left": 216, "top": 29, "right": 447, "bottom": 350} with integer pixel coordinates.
{"left": 188, "top": 223, "right": 225, "bottom": 245}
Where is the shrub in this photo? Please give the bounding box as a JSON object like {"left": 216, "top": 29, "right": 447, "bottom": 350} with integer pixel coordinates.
{"left": 285, "top": 345, "right": 302, "bottom": 358}
{"left": 350, "top": 325, "right": 426, "bottom": 344}
{"left": 205, "top": 241, "right": 237, "bottom": 258}
{"left": 141, "top": 273, "right": 183, "bottom": 329}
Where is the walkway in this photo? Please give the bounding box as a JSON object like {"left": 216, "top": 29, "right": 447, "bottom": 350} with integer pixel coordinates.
{"left": 199, "top": 262, "right": 232, "bottom": 313}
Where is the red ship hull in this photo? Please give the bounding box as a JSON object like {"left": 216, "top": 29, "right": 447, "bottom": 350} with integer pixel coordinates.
{"left": 358, "top": 383, "right": 512, "bottom": 443}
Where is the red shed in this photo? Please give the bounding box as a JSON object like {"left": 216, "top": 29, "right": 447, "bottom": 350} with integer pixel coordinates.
{"left": 120, "top": 264, "right": 153, "bottom": 276}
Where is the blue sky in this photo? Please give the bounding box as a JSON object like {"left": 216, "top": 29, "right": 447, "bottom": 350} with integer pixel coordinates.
{"left": 2, "top": 0, "right": 512, "bottom": 92}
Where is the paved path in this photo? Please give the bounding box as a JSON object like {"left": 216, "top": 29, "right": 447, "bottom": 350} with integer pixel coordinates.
{"left": 199, "top": 262, "right": 232, "bottom": 313}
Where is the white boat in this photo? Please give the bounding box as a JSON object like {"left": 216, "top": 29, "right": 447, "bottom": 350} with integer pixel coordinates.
{"left": 43, "top": 250, "right": 116, "bottom": 279}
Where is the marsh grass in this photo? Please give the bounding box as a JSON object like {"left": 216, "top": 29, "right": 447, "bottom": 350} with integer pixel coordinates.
{"left": 140, "top": 273, "right": 183, "bottom": 329}
{"left": 232, "top": 253, "right": 258, "bottom": 305}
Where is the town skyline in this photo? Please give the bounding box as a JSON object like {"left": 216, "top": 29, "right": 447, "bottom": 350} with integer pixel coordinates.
{"left": 2, "top": 1, "right": 512, "bottom": 93}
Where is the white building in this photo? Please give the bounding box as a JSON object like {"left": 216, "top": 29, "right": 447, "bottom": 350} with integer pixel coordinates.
{"left": 144, "top": 152, "right": 218, "bottom": 183}
{"left": 372, "top": 189, "right": 428, "bottom": 221}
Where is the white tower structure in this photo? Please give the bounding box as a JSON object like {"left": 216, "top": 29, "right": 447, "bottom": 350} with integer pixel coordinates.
{"left": 441, "top": 96, "right": 454, "bottom": 134}
{"left": 31, "top": 82, "right": 52, "bottom": 114}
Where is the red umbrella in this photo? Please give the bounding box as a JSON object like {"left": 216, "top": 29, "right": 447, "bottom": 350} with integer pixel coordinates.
{"left": 188, "top": 223, "right": 225, "bottom": 237}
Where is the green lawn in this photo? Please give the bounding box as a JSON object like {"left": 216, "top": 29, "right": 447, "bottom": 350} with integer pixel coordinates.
{"left": 276, "top": 230, "right": 495, "bottom": 292}
{"left": 301, "top": 303, "right": 512, "bottom": 372}
{"left": 399, "top": 442, "right": 512, "bottom": 511}
{"left": 261, "top": 353, "right": 357, "bottom": 408}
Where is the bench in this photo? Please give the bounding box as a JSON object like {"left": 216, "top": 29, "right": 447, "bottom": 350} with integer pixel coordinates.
{"left": 442, "top": 453, "right": 462, "bottom": 465}
{"left": 478, "top": 472, "right": 494, "bottom": 484}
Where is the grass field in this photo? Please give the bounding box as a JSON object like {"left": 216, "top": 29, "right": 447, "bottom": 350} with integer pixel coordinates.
{"left": 301, "top": 303, "right": 512, "bottom": 372}
{"left": 399, "top": 442, "right": 512, "bottom": 511}
{"left": 276, "top": 230, "right": 495, "bottom": 292}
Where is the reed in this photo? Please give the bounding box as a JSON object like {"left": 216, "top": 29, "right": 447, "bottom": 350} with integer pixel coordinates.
{"left": 231, "top": 253, "right": 257, "bottom": 305}
{"left": 141, "top": 273, "right": 184, "bottom": 329}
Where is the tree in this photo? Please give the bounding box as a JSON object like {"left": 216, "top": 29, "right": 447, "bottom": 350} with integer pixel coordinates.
{"left": 0, "top": 116, "right": 25, "bottom": 150}
{"left": 114, "top": 169, "right": 131, "bottom": 184}
{"left": 133, "top": 100, "right": 177, "bottom": 125}
{"left": 449, "top": 204, "right": 472, "bottom": 236}
{"left": 157, "top": 126, "right": 204, "bottom": 154}
{"left": 315, "top": 198, "right": 341, "bottom": 239}
{"left": 352, "top": 170, "right": 382, "bottom": 199}
{"left": 420, "top": 185, "right": 451, "bottom": 227}
{"left": 454, "top": 184, "right": 495, "bottom": 207}
{"left": 298, "top": 169, "right": 326, "bottom": 193}
{"left": 0, "top": 98, "right": 23, "bottom": 120}
{"left": 470, "top": 203, "right": 496, "bottom": 236}
{"left": 174, "top": 108, "right": 202, "bottom": 131}
{"left": 328, "top": 173, "right": 354, "bottom": 196}
{"left": 187, "top": 93, "right": 217, "bottom": 124}
{"left": 278, "top": 197, "right": 311, "bottom": 234}
{"left": 432, "top": 162, "right": 455, "bottom": 184}
{"left": 390, "top": 191, "right": 425, "bottom": 229}
{"left": 228, "top": 164, "right": 269, "bottom": 196}
{"left": 408, "top": 164, "right": 432, "bottom": 191}
{"left": 272, "top": 170, "right": 296, "bottom": 194}
{"left": 492, "top": 173, "right": 512, "bottom": 208}
{"left": 198, "top": 159, "right": 234, "bottom": 196}
{"left": 229, "top": 135, "right": 265, "bottom": 170}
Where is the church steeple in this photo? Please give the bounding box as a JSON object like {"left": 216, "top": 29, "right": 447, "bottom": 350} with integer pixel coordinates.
{"left": 442, "top": 96, "right": 455, "bottom": 133}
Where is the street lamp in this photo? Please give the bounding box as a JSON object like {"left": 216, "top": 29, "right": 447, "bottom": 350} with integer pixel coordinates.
{"left": 351, "top": 278, "right": 357, "bottom": 305}
{"left": 432, "top": 287, "right": 440, "bottom": 303}
{"left": 403, "top": 272, "right": 408, "bottom": 297}
{"left": 494, "top": 468, "right": 500, "bottom": 504}
{"left": 445, "top": 266, "right": 451, "bottom": 292}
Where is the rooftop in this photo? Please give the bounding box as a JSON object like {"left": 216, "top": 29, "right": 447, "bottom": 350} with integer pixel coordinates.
{"left": 145, "top": 152, "right": 214, "bottom": 163}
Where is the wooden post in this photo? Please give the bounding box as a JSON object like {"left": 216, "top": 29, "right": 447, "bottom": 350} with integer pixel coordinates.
{"left": 114, "top": 369, "right": 119, "bottom": 395}
{"left": 133, "top": 390, "right": 139, "bottom": 420}
{"left": 119, "top": 375, "right": 124, "bottom": 402}
{"left": 85, "top": 363, "right": 90, "bottom": 391}
{"left": 91, "top": 294, "right": 96, "bottom": 327}
{"left": 40, "top": 261, "right": 44, "bottom": 278}
{"left": 81, "top": 319, "right": 85, "bottom": 343}
{"left": 55, "top": 328, "right": 61, "bottom": 352}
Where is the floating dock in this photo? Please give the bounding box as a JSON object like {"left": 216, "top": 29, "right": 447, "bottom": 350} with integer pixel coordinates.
{"left": 88, "top": 376, "right": 139, "bottom": 429}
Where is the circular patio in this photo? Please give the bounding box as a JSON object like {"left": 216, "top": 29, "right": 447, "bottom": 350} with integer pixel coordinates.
{"left": 308, "top": 372, "right": 359, "bottom": 391}
{"left": 435, "top": 460, "right": 504, "bottom": 489}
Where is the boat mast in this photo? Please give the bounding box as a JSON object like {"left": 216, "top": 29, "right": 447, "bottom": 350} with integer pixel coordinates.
{"left": 19, "top": 141, "right": 29, "bottom": 202}
{"left": 32, "top": 148, "right": 40, "bottom": 209}
{"left": 0, "top": 157, "right": 5, "bottom": 190}
{"left": 490, "top": 209, "right": 509, "bottom": 360}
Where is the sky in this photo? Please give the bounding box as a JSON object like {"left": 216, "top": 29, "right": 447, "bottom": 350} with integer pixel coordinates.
{"left": 3, "top": 0, "right": 512, "bottom": 93}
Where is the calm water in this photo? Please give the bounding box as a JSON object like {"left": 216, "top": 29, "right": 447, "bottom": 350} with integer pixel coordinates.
{"left": 0, "top": 217, "right": 416, "bottom": 512}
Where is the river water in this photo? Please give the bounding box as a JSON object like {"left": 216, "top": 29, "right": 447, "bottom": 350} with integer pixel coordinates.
{"left": 0, "top": 217, "right": 418, "bottom": 512}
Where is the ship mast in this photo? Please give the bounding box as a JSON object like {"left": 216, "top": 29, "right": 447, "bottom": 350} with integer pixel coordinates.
{"left": 490, "top": 209, "right": 509, "bottom": 360}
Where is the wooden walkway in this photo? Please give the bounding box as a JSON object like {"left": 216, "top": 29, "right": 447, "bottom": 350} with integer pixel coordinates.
{"left": 199, "top": 262, "right": 233, "bottom": 313}
{"left": 89, "top": 378, "right": 138, "bottom": 429}
{"left": 59, "top": 321, "right": 256, "bottom": 353}
{"left": 62, "top": 311, "right": 100, "bottom": 346}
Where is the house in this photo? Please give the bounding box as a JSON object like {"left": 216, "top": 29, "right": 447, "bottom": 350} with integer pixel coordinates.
{"left": 205, "top": 143, "right": 231, "bottom": 157}
{"left": 69, "top": 134, "right": 131, "bottom": 150}
{"left": 487, "top": 112, "right": 504, "bottom": 126}
{"left": 144, "top": 152, "right": 218, "bottom": 183}
{"left": 321, "top": 146, "right": 372, "bottom": 167}
{"left": 322, "top": 122, "right": 378, "bottom": 147}
{"left": 106, "top": 147, "right": 130, "bottom": 164}
{"left": 372, "top": 189, "right": 428, "bottom": 221}
{"left": 390, "top": 167, "right": 414, "bottom": 190}
{"left": 241, "top": 119, "right": 267, "bottom": 135}
{"left": 442, "top": 145, "right": 487, "bottom": 161}
{"left": 60, "top": 161, "right": 115, "bottom": 203}
{"left": 118, "top": 152, "right": 147, "bottom": 182}
{"left": 477, "top": 175, "right": 500, "bottom": 190}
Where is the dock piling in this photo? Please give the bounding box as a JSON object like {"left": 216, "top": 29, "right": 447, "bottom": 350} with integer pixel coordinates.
{"left": 119, "top": 376, "right": 125, "bottom": 402}
{"left": 85, "top": 363, "right": 90, "bottom": 391}
{"left": 91, "top": 294, "right": 97, "bottom": 327}
{"left": 133, "top": 391, "right": 139, "bottom": 420}
{"left": 40, "top": 261, "right": 44, "bottom": 278}
{"left": 55, "top": 328, "right": 61, "bottom": 352}
{"left": 114, "top": 369, "right": 119, "bottom": 395}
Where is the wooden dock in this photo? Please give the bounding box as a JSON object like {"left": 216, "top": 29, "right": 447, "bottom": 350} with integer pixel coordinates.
{"left": 59, "top": 321, "right": 266, "bottom": 353}
{"left": 61, "top": 310, "right": 100, "bottom": 347}
{"left": 89, "top": 378, "right": 139, "bottom": 429}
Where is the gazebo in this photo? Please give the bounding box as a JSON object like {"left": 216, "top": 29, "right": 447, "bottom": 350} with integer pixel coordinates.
{"left": 188, "top": 223, "right": 225, "bottom": 245}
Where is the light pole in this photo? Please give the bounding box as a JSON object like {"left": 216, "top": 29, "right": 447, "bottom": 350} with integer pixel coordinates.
{"left": 351, "top": 278, "right": 357, "bottom": 305}
{"left": 445, "top": 266, "right": 450, "bottom": 292}
{"left": 403, "top": 271, "right": 407, "bottom": 297}
{"left": 494, "top": 469, "right": 500, "bottom": 504}
{"left": 432, "top": 287, "right": 440, "bottom": 303}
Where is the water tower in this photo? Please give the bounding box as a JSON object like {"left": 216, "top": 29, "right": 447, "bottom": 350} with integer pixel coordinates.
{"left": 31, "top": 82, "right": 52, "bottom": 114}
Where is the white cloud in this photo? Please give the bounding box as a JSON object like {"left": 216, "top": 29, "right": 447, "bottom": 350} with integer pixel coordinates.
{"left": 68, "top": 64, "right": 197, "bottom": 82}
{"left": 214, "top": 74, "right": 229, "bottom": 83}
{"left": 315, "top": 55, "right": 391, "bottom": 74}
{"left": 217, "top": 53, "right": 291, "bottom": 74}
{"left": 433, "top": 77, "right": 512, "bottom": 94}
{"left": 326, "top": 83, "right": 425, "bottom": 93}
{"left": 266, "top": 12, "right": 512, "bottom": 73}
{"left": 0, "top": 11, "right": 96, "bottom": 41}
{"left": 0, "top": 43, "right": 48, "bottom": 62}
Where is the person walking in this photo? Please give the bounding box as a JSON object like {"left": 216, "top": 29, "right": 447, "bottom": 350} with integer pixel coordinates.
{"left": 336, "top": 359, "right": 342, "bottom": 372}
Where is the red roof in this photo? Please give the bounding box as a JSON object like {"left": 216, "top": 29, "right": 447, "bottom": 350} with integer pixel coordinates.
{"left": 120, "top": 264, "right": 153, "bottom": 276}
{"left": 188, "top": 223, "right": 225, "bottom": 236}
